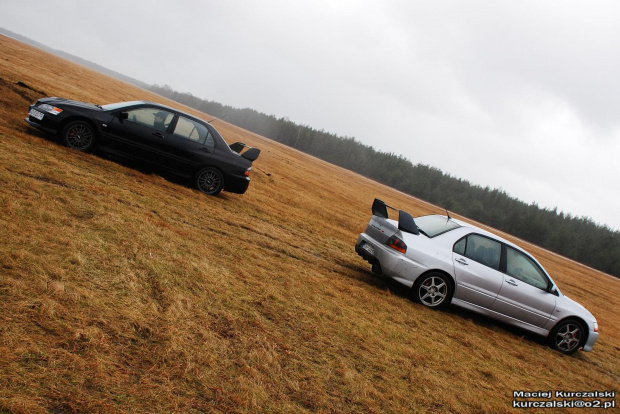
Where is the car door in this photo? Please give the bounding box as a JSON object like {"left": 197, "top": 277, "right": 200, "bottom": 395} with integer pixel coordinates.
{"left": 490, "top": 246, "right": 556, "bottom": 328}
{"left": 162, "top": 115, "right": 214, "bottom": 173}
{"left": 104, "top": 106, "right": 175, "bottom": 166}
{"left": 452, "top": 234, "right": 504, "bottom": 308}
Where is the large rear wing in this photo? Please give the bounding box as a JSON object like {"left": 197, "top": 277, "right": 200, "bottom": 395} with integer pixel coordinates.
{"left": 371, "top": 198, "right": 419, "bottom": 235}
{"left": 229, "top": 142, "right": 261, "bottom": 162}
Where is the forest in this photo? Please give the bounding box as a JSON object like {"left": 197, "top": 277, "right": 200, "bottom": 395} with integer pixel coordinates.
{"left": 149, "top": 85, "right": 620, "bottom": 278}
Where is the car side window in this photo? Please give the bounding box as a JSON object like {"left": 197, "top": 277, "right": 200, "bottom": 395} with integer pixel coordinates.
{"left": 173, "top": 116, "right": 212, "bottom": 145}
{"left": 506, "top": 247, "right": 548, "bottom": 289}
{"left": 125, "top": 108, "right": 174, "bottom": 132}
{"left": 205, "top": 129, "right": 215, "bottom": 149}
{"left": 458, "top": 234, "right": 501, "bottom": 270}
{"left": 453, "top": 237, "right": 466, "bottom": 255}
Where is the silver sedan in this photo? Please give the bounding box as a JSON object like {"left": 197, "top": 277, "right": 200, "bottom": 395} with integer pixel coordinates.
{"left": 355, "top": 199, "right": 599, "bottom": 354}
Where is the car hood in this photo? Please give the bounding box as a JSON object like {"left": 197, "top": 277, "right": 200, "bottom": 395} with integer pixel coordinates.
{"left": 555, "top": 293, "right": 596, "bottom": 323}
{"left": 39, "top": 97, "right": 102, "bottom": 111}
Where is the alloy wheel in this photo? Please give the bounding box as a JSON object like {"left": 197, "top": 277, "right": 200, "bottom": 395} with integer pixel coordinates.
{"left": 418, "top": 276, "right": 448, "bottom": 307}
{"left": 555, "top": 322, "right": 582, "bottom": 353}
{"left": 197, "top": 169, "right": 223, "bottom": 195}
{"left": 65, "top": 123, "right": 94, "bottom": 150}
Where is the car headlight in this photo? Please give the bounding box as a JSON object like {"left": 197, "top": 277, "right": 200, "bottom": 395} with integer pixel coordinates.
{"left": 38, "top": 104, "right": 63, "bottom": 115}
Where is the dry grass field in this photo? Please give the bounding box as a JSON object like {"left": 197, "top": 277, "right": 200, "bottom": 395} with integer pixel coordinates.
{"left": 1, "top": 35, "right": 619, "bottom": 413}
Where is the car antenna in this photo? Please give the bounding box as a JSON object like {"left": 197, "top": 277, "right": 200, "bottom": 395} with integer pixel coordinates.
{"left": 445, "top": 208, "right": 452, "bottom": 220}
{"left": 207, "top": 114, "right": 228, "bottom": 124}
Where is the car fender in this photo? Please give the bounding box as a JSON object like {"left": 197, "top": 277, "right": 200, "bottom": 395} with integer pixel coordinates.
{"left": 193, "top": 164, "right": 224, "bottom": 180}
{"left": 59, "top": 115, "right": 101, "bottom": 136}
{"left": 543, "top": 294, "right": 596, "bottom": 333}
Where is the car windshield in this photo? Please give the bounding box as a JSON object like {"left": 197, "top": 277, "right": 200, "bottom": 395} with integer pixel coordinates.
{"left": 415, "top": 215, "right": 461, "bottom": 237}
{"left": 101, "top": 101, "right": 144, "bottom": 111}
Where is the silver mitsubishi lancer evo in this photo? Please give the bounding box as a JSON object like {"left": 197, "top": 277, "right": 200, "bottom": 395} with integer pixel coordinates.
{"left": 355, "top": 199, "right": 599, "bottom": 354}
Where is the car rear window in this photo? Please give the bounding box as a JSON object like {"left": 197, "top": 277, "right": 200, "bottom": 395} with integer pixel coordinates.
{"left": 415, "top": 215, "right": 461, "bottom": 238}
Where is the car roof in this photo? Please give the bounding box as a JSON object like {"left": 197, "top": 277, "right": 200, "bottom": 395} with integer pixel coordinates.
{"left": 106, "top": 100, "right": 217, "bottom": 126}
{"left": 433, "top": 215, "right": 530, "bottom": 253}
{"left": 101, "top": 100, "right": 231, "bottom": 149}
{"left": 105, "top": 100, "right": 191, "bottom": 115}
{"left": 447, "top": 216, "right": 552, "bottom": 269}
{"left": 450, "top": 217, "right": 506, "bottom": 242}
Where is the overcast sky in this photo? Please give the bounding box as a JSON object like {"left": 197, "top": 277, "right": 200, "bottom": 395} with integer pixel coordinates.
{"left": 2, "top": 1, "right": 619, "bottom": 230}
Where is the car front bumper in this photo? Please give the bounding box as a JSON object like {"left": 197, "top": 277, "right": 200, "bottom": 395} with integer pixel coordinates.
{"left": 582, "top": 329, "right": 599, "bottom": 352}
{"left": 25, "top": 102, "right": 65, "bottom": 136}
{"left": 25, "top": 116, "right": 60, "bottom": 136}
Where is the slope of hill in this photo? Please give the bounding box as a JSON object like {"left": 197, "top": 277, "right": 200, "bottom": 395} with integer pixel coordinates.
{"left": 0, "top": 27, "right": 150, "bottom": 90}
{"left": 1, "top": 35, "right": 619, "bottom": 413}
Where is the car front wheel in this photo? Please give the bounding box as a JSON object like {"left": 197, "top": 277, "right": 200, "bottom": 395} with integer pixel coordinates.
{"left": 413, "top": 272, "right": 452, "bottom": 309}
{"left": 62, "top": 120, "right": 97, "bottom": 152}
{"left": 194, "top": 167, "right": 224, "bottom": 196}
{"left": 549, "top": 319, "right": 585, "bottom": 355}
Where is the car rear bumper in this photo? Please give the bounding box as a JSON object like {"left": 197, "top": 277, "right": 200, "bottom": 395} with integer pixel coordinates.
{"left": 224, "top": 174, "right": 250, "bottom": 194}
{"left": 355, "top": 233, "right": 424, "bottom": 286}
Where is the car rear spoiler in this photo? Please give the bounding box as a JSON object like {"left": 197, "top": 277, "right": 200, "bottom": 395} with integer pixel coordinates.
{"left": 371, "top": 198, "right": 419, "bottom": 235}
{"left": 229, "top": 142, "right": 261, "bottom": 161}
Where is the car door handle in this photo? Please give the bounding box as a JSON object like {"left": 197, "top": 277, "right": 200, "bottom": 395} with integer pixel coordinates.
{"left": 455, "top": 258, "right": 468, "bottom": 265}
{"left": 201, "top": 147, "right": 211, "bottom": 153}
{"left": 152, "top": 132, "right": 165, "bottom": 138}
{"left": 505, "top": 279, "right": 518, "bottom": 286}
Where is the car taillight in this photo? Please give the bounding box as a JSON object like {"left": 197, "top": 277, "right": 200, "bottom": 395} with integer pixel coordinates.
{"left": 244, "top": 167, "right": 252, "bottom": 177}
{"left": 594, "top": 322, "right": 599, "bottom": 332}
{"left": 386, "top": 235, "right": 407, "bottom": 253}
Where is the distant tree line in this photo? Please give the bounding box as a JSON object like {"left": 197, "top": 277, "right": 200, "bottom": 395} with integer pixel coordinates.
{"left": 149, "top": 84, "right": 620, "bottom": 278}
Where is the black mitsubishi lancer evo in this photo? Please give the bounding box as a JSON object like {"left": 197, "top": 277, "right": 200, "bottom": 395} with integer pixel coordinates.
{"left": 26, "top": 97, "right": 260, "bottom": 196}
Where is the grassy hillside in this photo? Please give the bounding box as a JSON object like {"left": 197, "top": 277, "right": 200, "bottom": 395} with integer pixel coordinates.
{"left": 1, "top": 35, "right": 618, "bottom": 413}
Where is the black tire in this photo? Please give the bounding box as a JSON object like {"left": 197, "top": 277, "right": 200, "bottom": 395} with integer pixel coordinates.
{"left": 61, "top": 120, "right": 97, "bottom": 152}
{"left": 194, "top": 167, "right": 224, "bottom": 196}
{"left": 549, "top": 319, "right": 585, "bottom": 355}
{"left": 413, "top": 272, "right": 452, "bottom": 309}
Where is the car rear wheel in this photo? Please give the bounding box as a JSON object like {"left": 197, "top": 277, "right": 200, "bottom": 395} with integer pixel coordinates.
{"left": 194, "top": 167, "right": 224, "bottom": 196}
{"left": 62, "top": 120, "right": 97, "bottom": 152}
{"left": 549, "top": 319, "right": 585, "bottom": 355}
{"left": 413, "top": 272, "right": 452, "bottom": 309}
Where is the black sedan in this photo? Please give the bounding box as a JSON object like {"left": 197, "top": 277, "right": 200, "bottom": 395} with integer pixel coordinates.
{"left": 25, "top": 97, "right": 260, "bottom": 196}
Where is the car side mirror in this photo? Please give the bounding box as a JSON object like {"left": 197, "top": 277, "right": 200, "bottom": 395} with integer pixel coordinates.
{"left": 118, "top": 112, "right": 129, "bottom": 122}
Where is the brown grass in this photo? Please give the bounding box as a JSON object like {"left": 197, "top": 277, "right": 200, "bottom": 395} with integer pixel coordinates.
{"left": 1, "top": 34, "right": 618, "bottom": 413}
